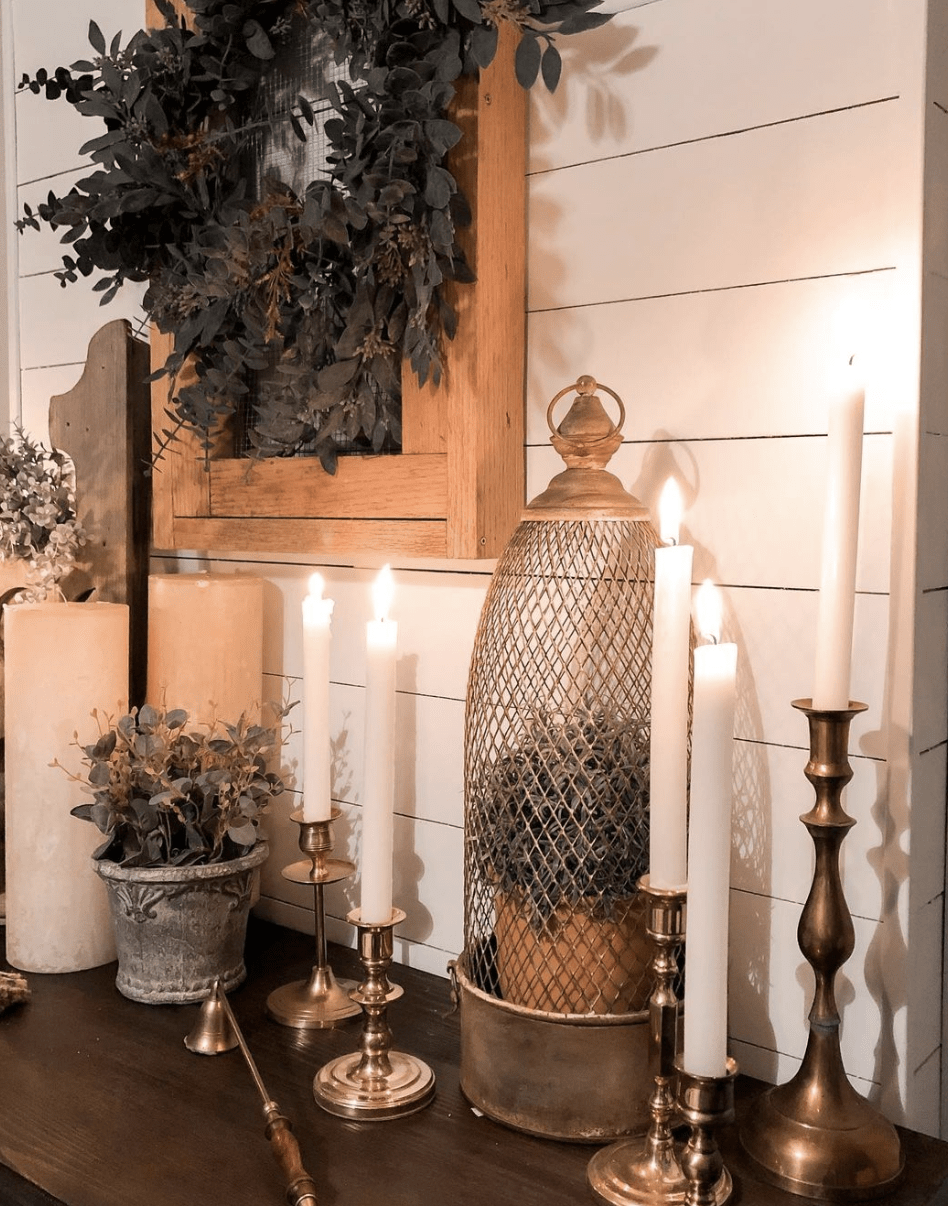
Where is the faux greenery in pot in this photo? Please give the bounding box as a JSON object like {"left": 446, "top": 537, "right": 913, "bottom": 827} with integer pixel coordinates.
{"left": 471, "top": 705, "right": 652, "bottom": 1014}
{"left": 64, "top": 703, "right": 287, "bottom": 1003}
{"left": 17, "top": 0, "right": 611, "bottom": 471}
{"left": 67, "top": 702, "right": 285, "bottom": 866}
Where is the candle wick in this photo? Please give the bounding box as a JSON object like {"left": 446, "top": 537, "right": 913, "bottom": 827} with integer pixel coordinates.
{"left": 703, "top": 633, "right": 719, "bottom": 645}
{"left": 664, "top": 536, "right": 678, "bottom": 548}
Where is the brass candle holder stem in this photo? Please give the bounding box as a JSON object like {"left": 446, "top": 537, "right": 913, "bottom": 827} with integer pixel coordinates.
{"left": 587, "top": 877, "right": 689, "bottom": 1205}
{"left": 677, "top": 1059, "right": 737, "bottom": 1206}
{"left": 313, "top": 908, "right": 436, "bottom": 1120}
{"left": 266, "top": 809, "right": 361, "bottom": 1029}
{"left": 739, "top": 701, "right": 903, "bottom": 1201}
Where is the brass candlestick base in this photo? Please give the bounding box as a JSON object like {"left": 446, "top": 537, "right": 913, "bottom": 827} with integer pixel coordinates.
{"left": 740, "top": 701, "right": 903, "bottom": 1201}
{"left": 588, "top": 877, "right": 688, "bottom": 1205}
{"left": 677, "top": 1059, "right": 737, "bottom": 1206}
{"left": 313, "top": 908, "right": 436, "bottom": 1120}
{"left": 266, "top": 809, "right": 361, "bottom": 1029}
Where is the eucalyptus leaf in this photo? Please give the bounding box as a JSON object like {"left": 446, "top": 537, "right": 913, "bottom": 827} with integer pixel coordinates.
{"left": 17, "top": 0, "right": 611, "bottom": 463}
{"left": 515, "top": 33, "right": 542, "bottom": 89}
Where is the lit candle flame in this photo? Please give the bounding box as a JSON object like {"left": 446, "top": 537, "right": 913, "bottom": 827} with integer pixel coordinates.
{"left": 373, "top": 564, "right": 395, "bottom": 623}
{"left": 659, "top": 479, "right": 683, "bottom": 546}
{"left": 308, "top": 572, "right": 325, "bottom": 600}
{"left": 696, "top": 579, "right": 722, "bottom": 644}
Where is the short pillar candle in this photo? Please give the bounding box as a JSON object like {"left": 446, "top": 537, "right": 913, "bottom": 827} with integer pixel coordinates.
{"left": 147, "top": 573, "right": 264, "bottom": 726}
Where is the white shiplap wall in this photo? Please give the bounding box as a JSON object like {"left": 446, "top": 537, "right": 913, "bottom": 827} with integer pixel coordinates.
{"left": 7, "top": 0, "right": 946, "bottom": 1136}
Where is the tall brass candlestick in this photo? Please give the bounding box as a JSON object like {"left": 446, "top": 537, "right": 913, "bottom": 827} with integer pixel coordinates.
{"left": 587, "top": 877, "right": 689, "bottom": 1205}
{"left": 313, "top": 908, "right": 436, "bottom": 1120}
{"left": 740, "top": 701, "right": 903, "bottom": 1200}
{"left": 266, "top": 809, "right": 361, "bottom": 1029}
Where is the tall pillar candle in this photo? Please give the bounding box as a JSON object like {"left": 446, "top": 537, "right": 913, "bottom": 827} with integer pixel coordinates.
{"left": 360, "top": 566, "right": 397, "bottom": 925}
{"left": 5, "top": 601, "right": 127, "bottom": 972}
{"left": 683, "top": 582, "right": 738, "bottom": 1078}
{"left": 813, "top": 365, "right": 864, "bottom": 710}
{"left": 649, "top": 479, "right": 692, "bottom": 890}
{"left": 147, "top": 573, "right": 264, "bottom": 726}
{"left": 302, "top": 573, "right": 334, "bottom": 822}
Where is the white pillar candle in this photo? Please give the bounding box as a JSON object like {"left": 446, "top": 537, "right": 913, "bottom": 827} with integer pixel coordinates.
{"left": 683, "top": 581, "right": 737, "bottom": 1078}
{"left": 360, "top": 565, "right": 397, "bottom": 925}
{"left": 5, "top": 601, "right": 127, "bottom": 972}
{"left": 146, "top": 573, "right": 264, "bottom": 726}
{"left": 649, "top": 479, "right": 692, "bottom": 890}
{"left": 302, "top": 573, "right": 334, "bottom": 822}
{"left": 813, "top": 363, "right": 864, "bottom": 710}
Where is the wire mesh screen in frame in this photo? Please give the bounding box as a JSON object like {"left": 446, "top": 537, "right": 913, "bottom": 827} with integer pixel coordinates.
{"left": 235, "top": 24, "right": 394, "bottom": 458}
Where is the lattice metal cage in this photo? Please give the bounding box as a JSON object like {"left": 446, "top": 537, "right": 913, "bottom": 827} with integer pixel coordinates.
{"left": 463, "top": 377, "right": 660, "bottom": 1016}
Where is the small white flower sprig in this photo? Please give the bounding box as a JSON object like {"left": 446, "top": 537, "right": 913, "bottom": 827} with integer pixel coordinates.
{"left": 0, "top": 427, "right": 85, "bottom": 602}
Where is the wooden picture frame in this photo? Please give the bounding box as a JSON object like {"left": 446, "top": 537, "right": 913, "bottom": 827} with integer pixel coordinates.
{"left": 148, "top": 4, "right": 526, "bottom": 560}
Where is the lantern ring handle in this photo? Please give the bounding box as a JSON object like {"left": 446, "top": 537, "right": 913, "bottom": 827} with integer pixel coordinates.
{"left": 546, "top": 376, "right": 626, "bottom": 439}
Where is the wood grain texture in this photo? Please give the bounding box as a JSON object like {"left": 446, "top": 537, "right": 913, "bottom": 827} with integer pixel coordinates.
{"left": 172, "top": 516, "right": 447, "bottom": 558}
{"left": 445, "top": 22, "right": 526, "bottom": 557}
{"left": 149, "top": 325, "right": 214, "bottom": 549}
{"left": 2, "top": 918, "right": 948, "bottom": 1206}
{"left": 48, "top": 319, "right": 151, "bottom": 704}
{"left": 208, "top": 453, "right": 448, "bottom": 519}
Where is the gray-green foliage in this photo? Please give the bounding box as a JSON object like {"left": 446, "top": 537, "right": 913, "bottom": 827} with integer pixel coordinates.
{"left": 472, "top": 707, "right": 651, "bottom": 932}
{"left": 17, "top": 0, "right": 611, "bottom": 472}
{"left": 67, "top": 703, "right": 287, "bottom": 867}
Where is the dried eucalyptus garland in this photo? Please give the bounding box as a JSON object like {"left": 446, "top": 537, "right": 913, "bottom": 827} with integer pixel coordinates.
{"left": 18, "top": 0, "right": 610, "bottom": 472}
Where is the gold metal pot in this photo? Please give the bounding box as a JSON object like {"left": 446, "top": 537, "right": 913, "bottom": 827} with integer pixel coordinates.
{"left": 455, "top": 954, "right": 651, "bottom": 1143}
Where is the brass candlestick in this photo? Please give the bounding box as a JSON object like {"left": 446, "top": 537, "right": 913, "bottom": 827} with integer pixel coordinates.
{"left": 740, "top": 701, "right": 903, "bottom": 1200}
{"left": 587, "top": 877, "right": 689, "bottom": 1205}
{"left": 266, "top": 809, "right": 361, "bottom": 1029}
{"left": 677, "top": 1058, "right": 737, "bottom": 1206}
{"left": 313, "top": 907, "right": 436, "bottom": 1120}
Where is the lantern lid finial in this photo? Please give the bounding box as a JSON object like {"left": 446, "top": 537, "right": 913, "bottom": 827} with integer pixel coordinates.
{"left": 525, "top": 376, "right": 649, "bottom": 521}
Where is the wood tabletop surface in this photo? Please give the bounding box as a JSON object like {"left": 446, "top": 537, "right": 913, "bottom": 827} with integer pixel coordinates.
{"left": 2, "top": 917, "right": 948, "bottom": 1206}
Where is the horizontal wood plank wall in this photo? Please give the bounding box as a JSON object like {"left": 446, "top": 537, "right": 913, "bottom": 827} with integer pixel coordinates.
{"left": 526, "top": 0, "right": 935, "bottom": 1135}
{"left": 10, "top": 0, "right": 945, "bottom": 1140}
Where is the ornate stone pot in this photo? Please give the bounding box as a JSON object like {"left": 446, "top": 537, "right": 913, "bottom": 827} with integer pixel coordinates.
{"left": 94, "top": 842, "right": 268, "bottom": 1004}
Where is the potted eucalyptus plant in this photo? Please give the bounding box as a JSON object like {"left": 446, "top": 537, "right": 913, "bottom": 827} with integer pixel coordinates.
{"left": 471, "top": 705, "right": 652, "bottom": 1015}
{"left": 65, "top": 702, "right": 287, "bottom": 1003}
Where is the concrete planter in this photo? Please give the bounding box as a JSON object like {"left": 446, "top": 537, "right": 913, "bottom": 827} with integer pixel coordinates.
{"left": 94, "top": 841, "right": 268, "bottom": 1004}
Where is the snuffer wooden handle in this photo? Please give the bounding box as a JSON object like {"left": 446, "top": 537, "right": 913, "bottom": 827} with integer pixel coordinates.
{"left": 264, "top": 1106, "right": 319, "bottom": 1206}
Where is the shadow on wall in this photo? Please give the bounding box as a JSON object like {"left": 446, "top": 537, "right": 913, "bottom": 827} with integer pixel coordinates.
{"left": 630, "top": 436, "right": 777, "bottom": 1072}
{"left": 862, "top": 728, "right": 908, "bottom": 1123}
{"left": 528, "top": 22, "right": 659, "bottom": 168}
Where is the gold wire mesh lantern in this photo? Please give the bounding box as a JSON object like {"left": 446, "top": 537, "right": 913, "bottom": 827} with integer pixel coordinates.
{"left": 463, "top": 376, "right": 658, "bottom": 1026}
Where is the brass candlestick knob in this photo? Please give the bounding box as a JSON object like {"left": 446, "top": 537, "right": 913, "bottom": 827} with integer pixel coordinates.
{"left": 676, "top": 1059, "right": 737, "bottom": 1206}
{"left": 739, "top": 701, "right": 903, "bottom": 1200}
{"left": 313, "top": 908, "right": 436, "bottom": 1120}
{"left": 587, "top": 877, "right": 688, "bottom": 1204}
{"left": 266, "top": 809, "right": 361, "bottom": 1029}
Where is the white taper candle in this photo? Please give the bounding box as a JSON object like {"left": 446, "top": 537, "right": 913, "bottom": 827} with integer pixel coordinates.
{"left": 813, "top": 363, "right": 864, "bottom": 711}
{"left": 360, "top": 565, "right": 397, "bottom": 924}
{"left": 650, "top": 479, "right": 692, "bottom": 890}
{"left": 302, "top": 573, "right": 334, "bottom": 822}
{"left": 683, "top": 581, "right": 737, "bottom": 1078}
